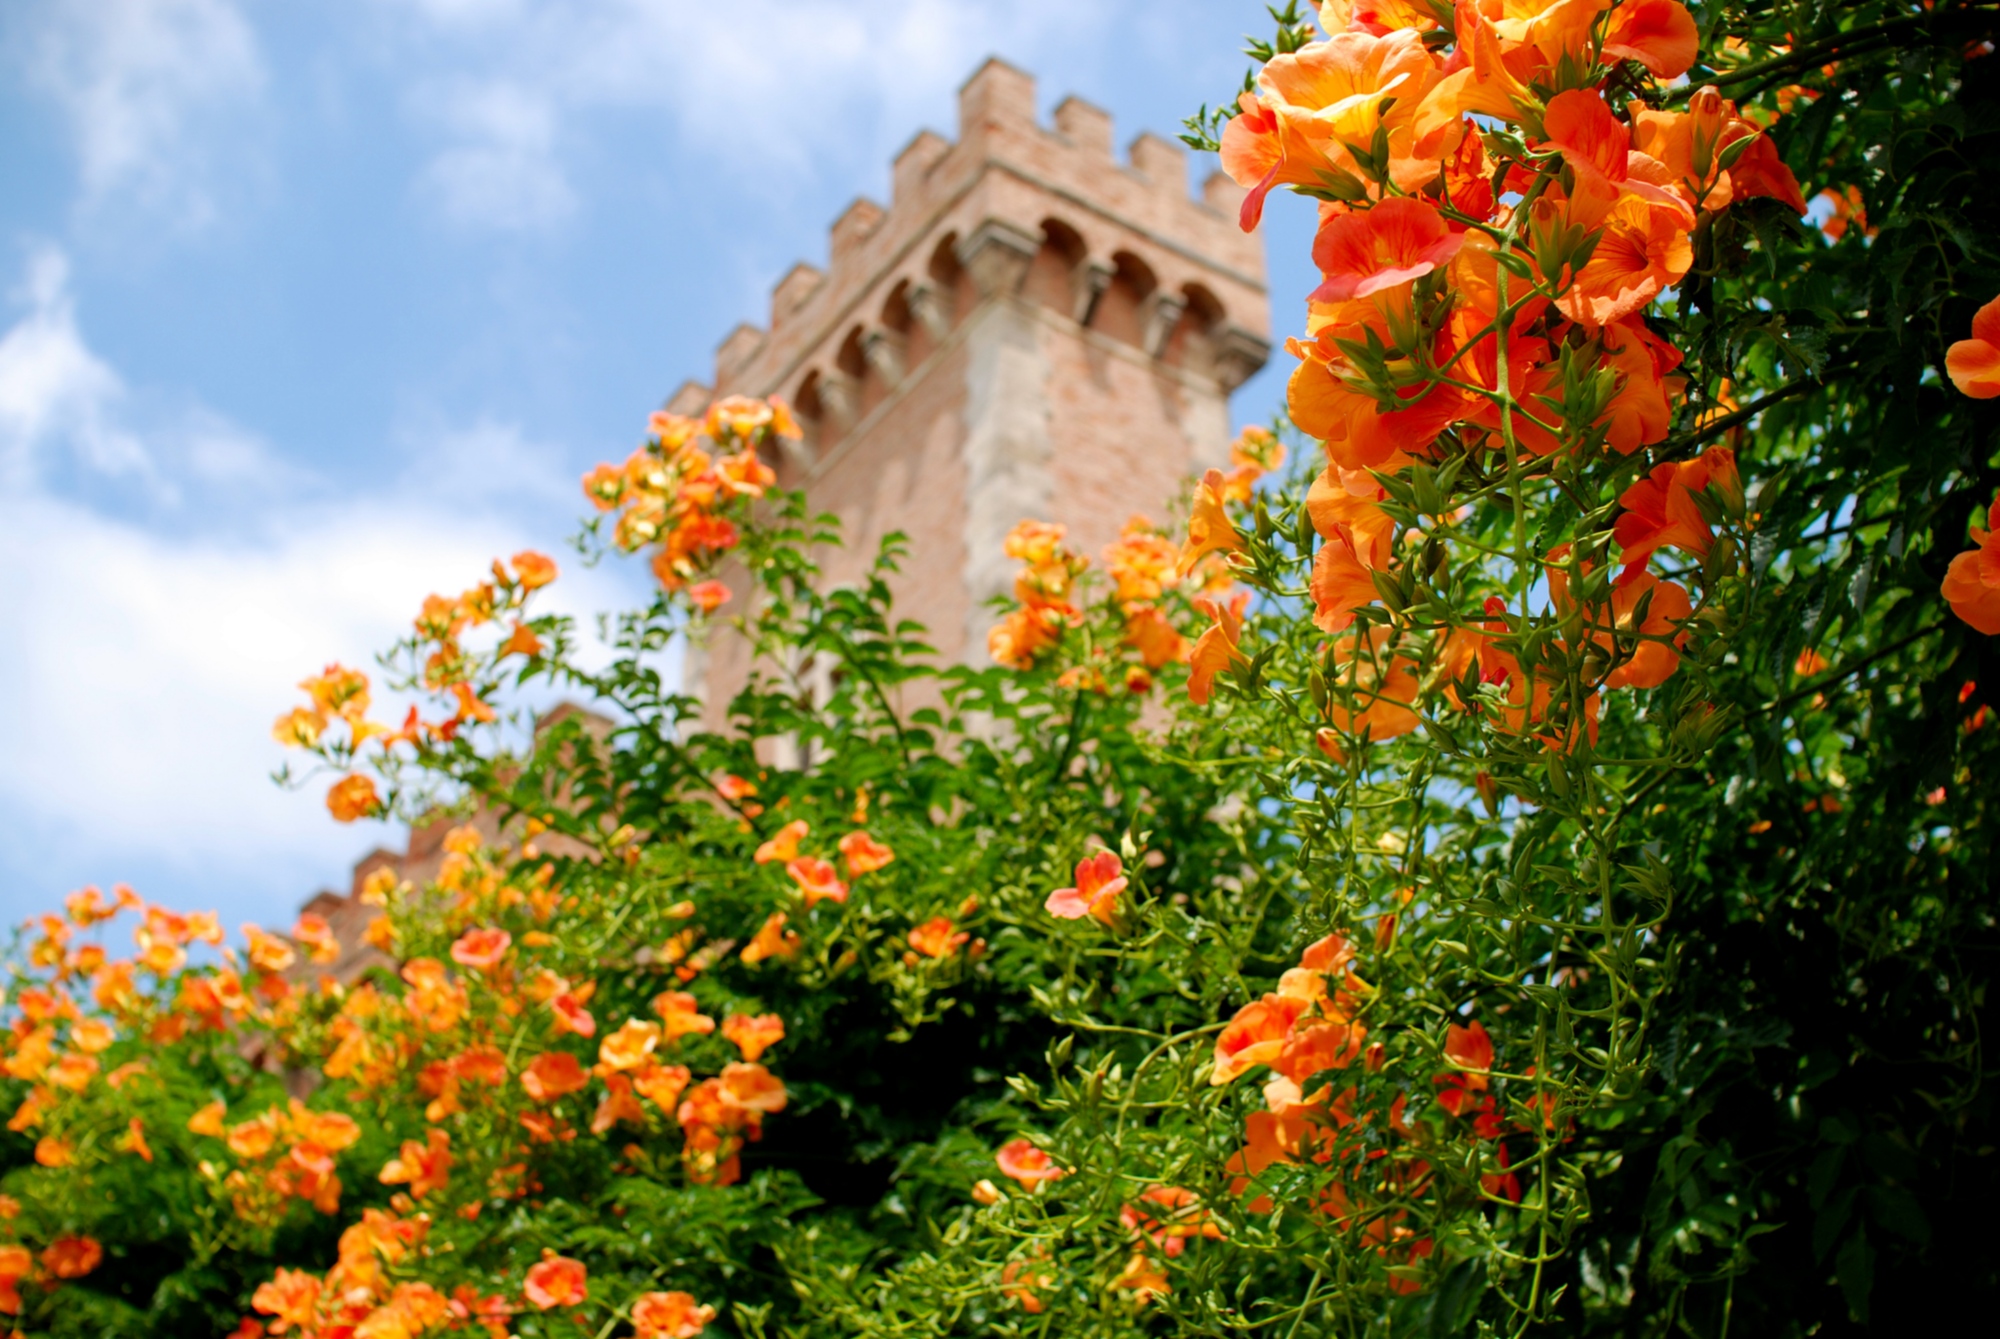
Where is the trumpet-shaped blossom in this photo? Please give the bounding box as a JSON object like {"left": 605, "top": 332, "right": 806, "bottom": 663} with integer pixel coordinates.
{"left": 995, "top": 1138, "right": 1065, "bottom": 1189}
{"left": 1947, "top": 295, "right": 2000, "bottom": 398}
{"left": 1045, "top": 852, "right": 1129, "bottom": 924}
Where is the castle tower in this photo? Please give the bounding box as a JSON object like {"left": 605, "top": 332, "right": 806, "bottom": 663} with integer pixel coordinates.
{"left": 674, "top": 59, "right": 1271, "bottom": 712}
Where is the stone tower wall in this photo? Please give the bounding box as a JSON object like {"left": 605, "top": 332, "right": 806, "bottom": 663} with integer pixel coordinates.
{"left": 667, "top": 58, "right": 1272, "bottom": 720}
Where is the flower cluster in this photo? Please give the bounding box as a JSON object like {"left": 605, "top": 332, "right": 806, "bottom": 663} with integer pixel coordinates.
{"left": 582, "top": 395, "right": 789, "bottom": 594}
{"left": 1212, "top": 936, "right": 1541, "bottom": 1291}
{"left": 272, "top": 549, "right": 558, "bottom": 824}
{"left": 1177, "top": 3, "right": 1807, "bottom": 762}
{"left": 1944, "top": 295, "right": 2000, "bottom": 635}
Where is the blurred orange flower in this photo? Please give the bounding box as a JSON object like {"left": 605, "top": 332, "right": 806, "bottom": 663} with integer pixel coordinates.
{"left": 379, "top": 1129, "right": 453, "bottom": 1199}
{"left": 600, "top": 1019, "right": 664, "bottom": 1071}
{"left": 753, "top": 820, "right": 809, "bottom": 865}
{"left": 449, "top": 927, "right": 511, "bottom": 971}
{"left": 653, "top": 992, "right": 717, "bottom": 1042}
{"left": 632, "top": 1290, "right": 716, "bottom": 1338}
{"left": 721, "top": 1013, "right": 785, "bottom": 1062}
{"left": 908, "top": 917, "right": 970, "bottom": 959}
{"left": 510, "top": 550, "right": 558, "bottom": 589}
{"left": 786, "top": 857, "right": 849, "bottom": 907}
{"left": 326, "top": 774, "right": 382, "bottom": 823}
{"left": 523, "top": 1254, "right": 588, "bottom": 1310}
{"left": 995, "top": 1137, "right": 1065, "bottom": 1189}
{"left": 40, "top": 1234, "right": 102, "bottom": 1279}
{"left": 688, "top": 580, "right": 731, "bottom": 613}
{"left": 521, "top": 1053, "right": 589, "bottom": 1102}
{"left": 739, "top": 912, "right": 800, "bottom": 965}
{"left": 838, "top": 830, "right": 895, "bottom": 875}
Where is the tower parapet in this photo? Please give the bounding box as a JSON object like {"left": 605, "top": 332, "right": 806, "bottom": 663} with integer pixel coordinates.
{"left": 681, "top": 58, "right": 1271, "bottom": 710}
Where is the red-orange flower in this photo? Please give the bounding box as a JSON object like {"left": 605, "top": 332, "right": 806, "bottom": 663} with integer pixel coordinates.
{"left": 687, "top": 579, "right": 731, "bottom": 613}
{"left": 632, "top": 1290, "right": 717, "bottom": 1338}
{"left": 379, "top": 1129, "right": 453, "bottom": 1199}
{"left": 721, "top": 1013, "right": 785, "bottom": 1062}
{"left": 523, "top": 1254, "right": 588, "bottom": 1310}
{"left": 1000, "top": 1257, "right": 1053, "bottom": 1314}
{"left": 520, "top": 1052, "right": 589, "bottom": 1102}
{"left": 326, "top": 774, "right": 381, "bottom": 823}
{"left": 40, "top": 1234, "right": 103, "bottom": 1279}
{"left": 785, "top": 856, "right": 849, "bottom": 907}
{"left": 838, "top": 830, "right": 895, "bottom": 875}
{"left": 1045, "top": 851, "right": 1128, "bottom": 924}
{"left": 252, "top": 1268, "right": 322, "bottom": 1333}
{"left": 1121, "top": 1185, "right": 1224, "bottom": 1256}
{"left": 753, "top": 819, "right": 808, "bottom": 865}
{"left": 552, "top": 991, "right": 596, "bottom": 1038}
{"left": 1947, "top": 294, "right": 2000, "bottom": 398}
{"left": 1613, "top": 447, "right": 1738, "bottom": 574}
{"left": 1602, "top": 0, "right": 1699, "bottom": 77}
{"left": 995, "top": 1137, "right": 1065, "bottom": 1189}
{"left": 908, "top": 916, "right": 971, "bottom": 959}
{"left": 449, "top": 927, "right": 511, "bottom": 971}
{"left": 1944, "top": 516, "right": 2000, "bottom": 634}
{"left": 1211, "top": 993, "right": 1310, "bottom": 1086}
{"left": 1311, "top": 197, "right": 1463, "bottom": 302}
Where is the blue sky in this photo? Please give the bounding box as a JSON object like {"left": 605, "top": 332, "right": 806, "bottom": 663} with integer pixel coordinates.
{"left": 0, "top": 0, "right": 1317, "bottom": 935}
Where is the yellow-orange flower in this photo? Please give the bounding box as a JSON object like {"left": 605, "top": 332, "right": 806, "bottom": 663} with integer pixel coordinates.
{"left": 721, "top": 1013, "right": 785, "bottom": 1062}
{"left": 1176, "top": 469, "right": 1242, "bottom": 579}
{"left": 326, "top": 774, "right": 382, "bottom": 823}
{"left": 631, "top": 1290, "right": 717, "bottom": 1338}
{"left": 510, "top": 549, "right": 558, "bottom": 589}
{"left": 653, "top": 991, "right": 717, "bottom": 1042}
{"left": 252, "top": 1268, "right": 322, "bottom": 1333}
{"left": 633, "top": 1063, "right": 692, "bottom": 1112}
{"left": 908, "top": 917, "right": 970, "bottom": 959}
{"left": 1187, "top": 591, "right": 1250, "bottom": 707}
{"left": 753, "top": 820, "right": 809, "bottom": 865}
{"left": 739, "top": 912, "right": 800, "bottom": 965}
{"left": 118, "top": 1116, "right": 153, "bottom": 1162}
{"left": 599, "top": 1019, "right": 663, "bottom": 1071}
{"left": 271, "top": 706, "right": 325, "bottom": 748}
{"left": 838, "top": 830, "right": 895, "bottom": 875}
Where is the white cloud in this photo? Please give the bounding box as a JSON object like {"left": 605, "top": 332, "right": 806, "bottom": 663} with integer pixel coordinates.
{"left": 378, "top": 0, "right": 1114, "bottom": 230}
{"left": 0, "top": 247, "right": 638, "bottom": 929}
{"left": 13, "top": 0, "right": 265, "bottom": 228}
{"left": 0, "top": 244, "right": 151, "bottom": 490}
{"left": 414, "top": 79, "right": 575, "bottom": 230}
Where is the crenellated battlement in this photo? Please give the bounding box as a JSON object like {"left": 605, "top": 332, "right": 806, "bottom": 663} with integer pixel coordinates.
{"left": 673, "top": 58, "right": 1269, "bottom": 451}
